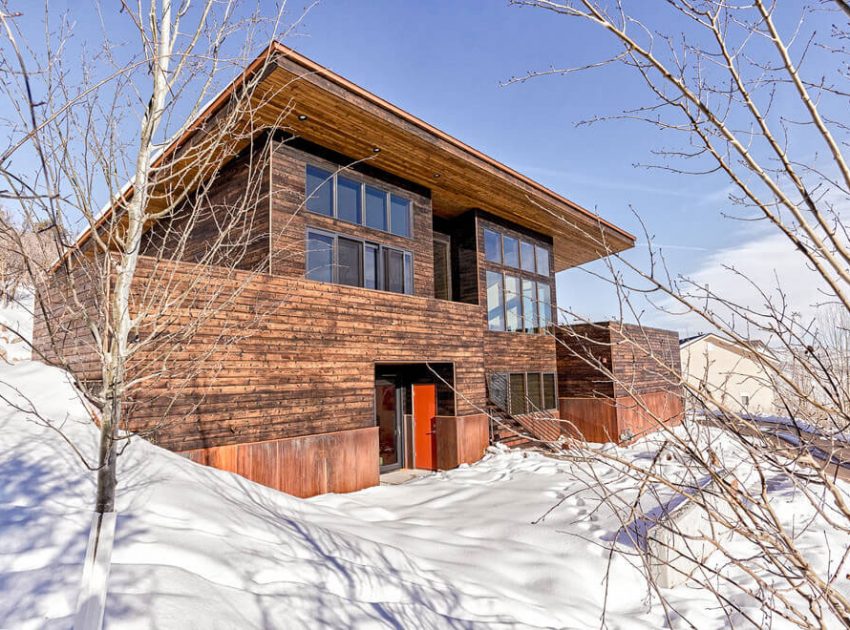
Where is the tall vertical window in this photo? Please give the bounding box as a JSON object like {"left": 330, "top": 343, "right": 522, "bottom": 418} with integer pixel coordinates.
{"left": 484, "top": 228, "right": 502, "bottom": 263}
{"left": 306, "top": 165, "right": 333, "bottom": 216}
{"left": 384, "top": 248, "right": 405, "bottom": 294}
{"left": 390, "top": 195, "right": 411, "bottom": 238}
{"left": 486, "top": 271, "right": 505, "bottom": 331}
{"left": 543, "top": 373, "right": 556, "bottom": 410}
{"left": 503, "top": 236, "right": 519, "bottom": 268}
{"left": 527, "top": 373, "right": 543, "bottom": 411}
{"left": 365, "top": 185, "right": 387, "bottom": 231}
{"left": 306, "top": 231, "right": 334, "bottom": 282}
{"left": 535, "top": 245, "right": 550, "bottom": 276}
{"left": 505, "top": 275, "right": 521, "bottom": 332}
{"left": 509, "top": 373, "right": 526, "bottom": 415}
{"left": 337, "top": 236, "right": 363, "bottom": 287}
{"left": 337, "top": 176, "right": 362, "bottom": 225}
{"left": 433, "top": 238, "right": 451, "bottom": 300}
{"left": 520, "top": 241, "right": 535, "bottom": 273}
{"left": 537, "top": 282, "right": 551, "bottom": 331}
{"left": 364, "top": 243, "right": 379, "bottom": 289}
{"left": 403, "top": 252, "right": 414, "bottom": 294}
{"left": 522, "top": 278, "right": 538, "bottom": 333}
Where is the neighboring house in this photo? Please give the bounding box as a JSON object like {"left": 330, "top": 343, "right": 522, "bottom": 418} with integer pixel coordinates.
{"left": 556, "top": 322, "right": 684, "bottom": 443}
{"left": 33, "top": 43, "right": 634, "bottom": 497}
{"left": 679, "top": 333, "right": 777, "bottom": 415}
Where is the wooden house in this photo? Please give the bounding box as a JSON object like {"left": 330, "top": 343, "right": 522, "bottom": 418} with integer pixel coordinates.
{"left": 34, "top": 43, "right": 634, "bottom": 497}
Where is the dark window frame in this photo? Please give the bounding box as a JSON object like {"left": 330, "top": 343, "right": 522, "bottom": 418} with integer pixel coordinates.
{"left": 304, "top": 163, "right": 414, "bottom": 239}
{"left": 305, "top": 227, "right": 414, "bottom": 295}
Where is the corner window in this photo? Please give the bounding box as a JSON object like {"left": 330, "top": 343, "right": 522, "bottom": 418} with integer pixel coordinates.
{"left": 535, "top": 245, "right": 549, "bottom": 276}
{"left": 522, "top": 279, "right": 538, "bottom": 333}
{"left": 484, "top": 228, "right": 502, "bottom": 263}
{"left": 486, "top": 271, "right": 505, "bottom": 331}
{"left": 505, "top": 275, "right": 521, "bottom": 332}
{"left": 537, "top": 282, "right": 552, "bottom": 330}
{"left": 306, "top": 166, "right": 333, "bottom": 216}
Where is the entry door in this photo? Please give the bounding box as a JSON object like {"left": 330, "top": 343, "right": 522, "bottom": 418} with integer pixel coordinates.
{"left": 413, "top": 383, "right": 437, "bottom": 470}
{"left": 376, "top": 378, "right": 402, "bottom": 471}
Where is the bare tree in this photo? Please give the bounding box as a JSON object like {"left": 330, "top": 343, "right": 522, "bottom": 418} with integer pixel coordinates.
{"left": 490, "top": 0, "right": 850, "bottom": 626}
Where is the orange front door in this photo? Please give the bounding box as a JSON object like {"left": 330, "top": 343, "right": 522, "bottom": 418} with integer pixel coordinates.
{"left": 413, "top": 383, "right": 437, "bottom": 470}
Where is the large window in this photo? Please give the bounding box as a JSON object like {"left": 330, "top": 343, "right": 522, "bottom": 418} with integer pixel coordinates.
{"left": 535, "top": 245, "right": 549, "bottom": 276}
{"left": 482, "top": 226, "right": 550, "bottom": 277}
{"left": 491, "top": 372, "right": 558, "bottom": 414}
{"left": 503, "top": 235, "right": 520, "bottom": 268}
{"left": 537, "top": 283, "right": 552, "bottom": 329}
{"left": 505, "top": 275, "right": 521, "bottom": 332}
{"left": 306, "top": 229, "right": 413, "bottom": 294}
{"left": 486, "top": 271, "right": 505, "bottom": 331}
{"left": 520, "top": 240, "right": 535, "bottom": 273}
{"left": 522, "top": 278, "right": 538, "bottom": 333}
{"left": 484, "top": 228, "right": 502, "bottom": 263}
{"left": 305, "top": 165, "right": 413, "bottom": 238}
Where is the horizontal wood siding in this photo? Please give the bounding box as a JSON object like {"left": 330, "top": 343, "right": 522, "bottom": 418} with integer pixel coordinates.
{"left": 124, "top": 255, "right": 487, "bottom": 452}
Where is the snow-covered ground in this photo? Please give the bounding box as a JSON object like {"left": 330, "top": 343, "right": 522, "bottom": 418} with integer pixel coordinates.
{"left": 1, "top": 361, "right": 848, "bottom": 628}
{"left": 0, "top": 295, "right": 33, "bottom": 363}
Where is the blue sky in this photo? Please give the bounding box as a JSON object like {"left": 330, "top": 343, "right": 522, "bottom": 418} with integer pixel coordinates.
{"left": 6, "top": 1, "right": 837, "bottom": 336}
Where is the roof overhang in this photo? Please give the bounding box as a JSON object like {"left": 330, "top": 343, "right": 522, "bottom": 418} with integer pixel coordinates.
{"left": 65, "top": 41, "right": 635, "bottom": 272}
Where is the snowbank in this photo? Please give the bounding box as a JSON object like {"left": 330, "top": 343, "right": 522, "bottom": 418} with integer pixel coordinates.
{"left": 0, "top": 294, "right": 33, "bottom": 363}
{"left": 1, "top": 362, "right": 848, "bottom": 628}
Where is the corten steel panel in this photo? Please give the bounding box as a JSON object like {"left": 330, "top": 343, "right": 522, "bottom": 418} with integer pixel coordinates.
{"left": 181, "top": 426, "right": 379, "bottom": 498}
{"left": 434, "top": 414, "right": 489, "bottom": 470}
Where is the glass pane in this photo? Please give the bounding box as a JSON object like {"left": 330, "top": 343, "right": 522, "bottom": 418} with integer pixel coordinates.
{"left": 385, "top": 248, "right": 405, "bottom": 293}
{"left": 520, "top": 241, "right": 535, "bottom": 273}
{"left": 337, "top": 237, "right": 363, "bottom": 287}
{"left": 527, "top": 373, "right": 542, "bottom": 411}
{"left": 543, "top": 373, "right": 556, "bottom": 410}
{"left": 337, "top": 176, "right": 362, "bottom": 224}
{"left": 522, "top": 278, "right": 537, "bottom": 333}
{"left": 365, "top": 186, "right": 387, "bottom": 231}
{"left": 504, "top": 275, "right": 521, "bottom": 332}
{"left": 403, "top": 252, "right": 414, "bottom": 295}
{"left": 486, "top": 271, "right": 505, "bottom": 331}
{"left": 305, "top": 231, "right": 334, "bottom": 282}
{"left": 376, "top": 381, "right": 399, "bottom": 468}
{"left": 433, "top": 239, "right": 451, "bottom": 300}
{"left": 364, "top": 244, "right": 378, "bottom": 289}
{"left": 484, "top": 228, "right": 501, "bottom": 263}
{"left": 509, "top": 373, "right": 526, "bottom": 415}
{"left": 503, "top": 236, "right": 519, "bottom": 268}
{"left": 535, "top": 245, "right": 549, "bottom": 276}
{"left": 390, "top": 195, "right": 411, "bottom": 237}
{"left": 305, "top": 165, "right": 333, "bottom": 216}
{"left": 537, "top": 282, "right": 551, "bottom": 331}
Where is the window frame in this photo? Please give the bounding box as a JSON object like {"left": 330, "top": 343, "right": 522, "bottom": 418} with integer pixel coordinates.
{"left": 304, "top": 163, "right": 414, "bottom": 239}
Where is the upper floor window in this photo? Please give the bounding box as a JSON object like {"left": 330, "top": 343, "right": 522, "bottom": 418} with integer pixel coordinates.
{"left": 486, "top": 270, "right": 552, "bottom": 334}
{"left": 306, "top": 228, "right": 413, "bottom": 295}
{"left": 305, "top": 165, "right": 413, "bottom": 238}
{"left": 482, "top": 226, "right": 550, "bottom": 277}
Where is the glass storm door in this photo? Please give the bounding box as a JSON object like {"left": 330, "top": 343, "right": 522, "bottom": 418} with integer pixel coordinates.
{"left": 376, "top": 378, "right": 402, "bottom": 471}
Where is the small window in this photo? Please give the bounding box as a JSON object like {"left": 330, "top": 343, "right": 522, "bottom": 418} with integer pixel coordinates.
{"left": 484, "top": 228, "right": 502, "bottom": 263}
{"left": 390, "top": 195, "right": 411, "bottom": 237}
{"left": 522, "top": 278, "right": 538, "bottom": 333}
{"left": 520, "top": 241, "right": 535, "bottom": 273}
{"left": 537, "top": 282, "right": 551, "bottom": 331}
{"left": 337, "top": 176, "right": 362, "bottom": 225}
{"left": 505, "top": 275, "right": 521, "bottom": 332}
{"left": 337, "top": 237, "right": 362, "bottom": 287}
{"left": 486, "top": 271, "right": 505, "bottom": 331}
{"left": 543, "top": 373, "right": 556, "bottom": 410}
{"left": 527, "top": 373, "right": 543, "bottom": 411}
{"left": 535, "top": 245, "right": 549, "bottom": 276}
{"left": 509, "top": 373, "right": 526, "bottom": 415}
{"left": 306, "top": 166, "right": 333, "bottom": 216}
{"left": 364, "top": 243, "right": 379, "bottom": 289}
{"left": 306, "top": 231, "right": 334, "bottom": 282}
{"left": 404, "top": 252, "right": 414, "bottom": 295}
{"left": 503, "top": 236, "right": 519, "bottom": 268}
{"left": 365, "top": 186, "right": 387, "bottom": 231}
